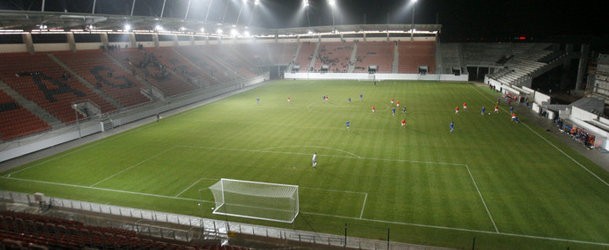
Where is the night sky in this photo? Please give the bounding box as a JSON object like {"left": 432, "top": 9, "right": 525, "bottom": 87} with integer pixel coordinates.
{"left": 0, "top": 0, "right": 605, "bottom": 41}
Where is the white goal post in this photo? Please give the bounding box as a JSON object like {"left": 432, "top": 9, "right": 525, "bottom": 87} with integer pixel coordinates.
{"left": 209, "top": 178, "right": 299, "bottom": 223}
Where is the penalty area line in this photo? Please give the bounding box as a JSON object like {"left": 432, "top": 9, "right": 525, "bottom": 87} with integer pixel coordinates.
{"left": 465, "top": 164, "right": 499, "bottom": 233}
{"left": 360, "top": 193, "right": 367, "bottom": 219}
{"left": 90, "top": 146, "right": 177, "bottom": 187}
{"left": 176, "top": 145, "right": 465, "bottom": 167}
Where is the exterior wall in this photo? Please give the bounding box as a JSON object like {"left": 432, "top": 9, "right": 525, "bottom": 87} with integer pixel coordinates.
{"left": 533, "top": 91, "right": 551, "bottom": 105}
{"left": 33, "top": 43, "right": 70, "bottom": 52}
{"left": 158, "top": 41, "right": 175, "bottom": 47}
{"left": 137, "top": 41, "right": 155, "bottom": 47}
{"left": 0, "top": 44, "right": 28, "bottom": 53}
{"left": 75, "top": 43, "right": 103, "bottom": 50}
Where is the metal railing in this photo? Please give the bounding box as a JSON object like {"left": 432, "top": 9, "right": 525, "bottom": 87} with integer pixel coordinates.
{"left": 0, "top": 190, "right": 447, "bottom": 250}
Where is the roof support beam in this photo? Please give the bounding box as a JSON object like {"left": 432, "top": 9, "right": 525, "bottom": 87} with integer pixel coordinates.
{"left": 160, "top": 0, "right": 167, "bottom": 18}
{"left": 185, "top": 0, "right": 192, "bottom": 20}
{"left": 130, "top": 0, "right": 136, "bottom": 16}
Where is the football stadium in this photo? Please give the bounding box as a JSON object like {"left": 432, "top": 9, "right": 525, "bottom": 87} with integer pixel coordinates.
{"left": 1, "top": 0, "right": 609, "bottom": 249}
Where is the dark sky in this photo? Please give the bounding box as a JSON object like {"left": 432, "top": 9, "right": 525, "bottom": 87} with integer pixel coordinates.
{"left": 1, "top": 0, "right": 605, "bottom": 41}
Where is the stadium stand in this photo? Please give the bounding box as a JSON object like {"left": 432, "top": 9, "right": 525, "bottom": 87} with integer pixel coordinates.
{"left": 313, "top": 42, "right": 354, "bottom": 73}
{"left": 108, "top": 48, "right": 198, "bottom": 97}
{"left": 175, "top": 45, "right": 245, "bottom": 83}
{"left": 0, "top": 211, "right": 247, "bottom": 250}
{"left": 397, "top": 41, "right": 436, "bottom": 73}
{"left": 265, "top": 42, "right": 298, "bottom": 65}
{"left": 143, "top": 47, "right": 221, "bottom": 87}
{"left": 0, "top": 89, "right": 50, "bottom": 140}
{"left": 353, "top": 41, "right": 395, "bottom": 73}
{"left": 436, "top": 43, "right": 463, "bottom": 74}
{"left": 294, "top": 42, "right": 317, "bottom": 72}
{"left": 212, "top": 44, "right": 263, "bottom": 78}
{"left": 52, "top": 50, "right": 151, "bottom": 107}
{"left": 0, "top": 53, "right": 116, "bottom": 123}
{"left": 480, "top": 43, "right": 556, "bottom": 86}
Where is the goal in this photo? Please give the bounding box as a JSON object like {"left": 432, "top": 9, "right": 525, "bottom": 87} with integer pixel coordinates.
{"left": 208, "top": 178, "right": 299, "bottom": 223}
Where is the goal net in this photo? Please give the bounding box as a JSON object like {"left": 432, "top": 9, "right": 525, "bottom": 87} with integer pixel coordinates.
{"left": 209, "top": 178, "right": 299, "bottom": 223}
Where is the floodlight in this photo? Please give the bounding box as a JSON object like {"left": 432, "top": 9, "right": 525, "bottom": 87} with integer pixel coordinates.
{"left": 216, "top": 28, "right": 223, "bottom": 34}
{"left": 304, "top": 0, "right": 309, "bottom": 7}
{"left": 412, "top": 0, "right": 418, "bottom": 2}
{"left": 200, "top": 27, "right": 205, "bottom": 32}
{"left": 124, "top": 24, "right": 132, "bottom": 31}
{"left": 308, "top": 30, "right": 313, "bottom": 34}
{"left": 230, "top": 28, "right": 239, "bottom": 37}
{"left": 328, "top": 0, "right": 336, "bottom": 7}
{"left": 254, "top": 0, "right": 260, "bottom": 5}
{"left": 180, "top": 26, "right": 186, "bottom": 31}
{"left": 155, "top": 24, "right": 164, "bottom": 31}
{"left": 244, "top": 31, "right": 251, "bottom": 37}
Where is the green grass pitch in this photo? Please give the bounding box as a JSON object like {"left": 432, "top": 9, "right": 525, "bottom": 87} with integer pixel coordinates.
{"left": 3, "top": 80, "right": 609, "bottom": 249}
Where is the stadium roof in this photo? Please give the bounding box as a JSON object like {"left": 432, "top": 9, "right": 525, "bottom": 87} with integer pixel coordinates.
{"left": 0, "top": 0, "right": 606, "bottom": 42}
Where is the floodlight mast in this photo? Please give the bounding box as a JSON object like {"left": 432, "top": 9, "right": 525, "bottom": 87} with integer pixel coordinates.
{"left": 411, "top": 0, "right": 418, "bottom": 41}
{"left": 304, "top": 0, "right": 311, "bottom": 28}
{"left": 204, "top": 0, "right": 214, "bottom": 24}
{"left": 235, "top": 0, "right": 247, "bottom": 26}
{"left": 248, "top": 0, "right": 260, "bottom": 26}
{"left": 328, "top": 0, "right": 336, "bottom": 29}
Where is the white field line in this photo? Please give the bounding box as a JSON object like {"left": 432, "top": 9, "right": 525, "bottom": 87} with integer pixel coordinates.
{"left": 90, "top": 146, "right": 176, "bottom": 187}
{"left": 521, "top": 122, "right": 609, "bottom": 188}
{"left": 360, "top": 193, "right": 368, "bottom": 219}
{"left": 469, "top": 85, "right": 609, "bottom": 188}
{"left": 303, "top": 211, "right": 609, "bottom": 247}
{"left": 6, "top": 175, "right": 609, "bottom": 247}
{"left": 5, "top": 143, "right": 101, "bottom": 177}
{"left": 301, "top": 186, "right": 368, "bottom": 219}
{"left": 5, "top": 127, "right": 142, "bottom": 177}
{"left": 176, "top": 145, "right": 465, "bottom": 167}
{"left": 300, "top": 186, "right": 366, "bottom": 195}
{"left": 465, "top": 164, "right": 499, "bottom": 233}
{"left": 2, "top": 176, "right": 213, "bottom": 204}
{"left": 174, "top": 177, "right": 218, "bottom": 197}
{"left": 261, "top": 145, "right": 362, "bottom": 159}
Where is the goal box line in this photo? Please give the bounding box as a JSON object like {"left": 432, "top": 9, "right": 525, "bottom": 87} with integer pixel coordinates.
{"left": 212, "top": 203, "right": 299, "bottom": 224}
